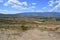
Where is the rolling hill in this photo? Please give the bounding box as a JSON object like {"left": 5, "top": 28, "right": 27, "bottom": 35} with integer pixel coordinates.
{"left": 0, "top": 12, "right": 60, "bottom": 18}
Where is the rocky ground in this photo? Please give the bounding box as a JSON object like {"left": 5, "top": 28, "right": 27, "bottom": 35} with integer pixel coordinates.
{"left": 0, "top": 28, "right": 60, "bottom": 40}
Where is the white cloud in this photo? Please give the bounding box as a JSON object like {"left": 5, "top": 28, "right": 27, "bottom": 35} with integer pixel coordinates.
{"left": 4, "top": 0, "right": 23, "bottom": 6}
{"left": 4, "top": 0, "right": 28, "bottom": 6}
{"left": 22, "top": 1, "right": 28, "bottom": 6}
{"left": 4, "top": 0, "right": 30, "bottom": 10}
{"left": 0, "top": 9, "right": 7, "bottom": 11}
{"left": 49, "top": 3, "right": 60, "bottom": 12}
{"left": 55, "top": 0, "right": 59, "bottom": 3}
{"left": 48, "top": 0, "right": 54, "bottom": 7}
{"left": 0, "top": 9, "right": 18, "bottom": 14}
{"left": 12, "top": 4, "right": 36, "bottom": 11}
{"left": 42, "top": 7, "right": 47, "bottom": 9}
{"left": 48, "top": 0, "right": 60, "bottom": 12}
{"left": 31, "top": 6, "right": 36, "bottom": 8}
{"left": 0, "top": 0, "right": 3, "bottom": 2}
{"left": 4, "top": 0, "right": 37, "bottom": 11}
{"left": 12, "top": 5, "right": 31, "bottom": 10}
{"left": 12, "top": 5, "right": 22, "bottom": 10}
{"left": 4, "top": 0, "right": 27, "bottom": 10}
{"left": 32, "top": 3, "right": 37, "bottom": 5}
{"left": 0, "top": 9, "right": 8, "bottom": 13}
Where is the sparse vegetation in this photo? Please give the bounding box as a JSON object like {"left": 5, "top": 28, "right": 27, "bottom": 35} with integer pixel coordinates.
{"left": 0, "top": 17, "right": 60, "bottom": 31}
{"left": 20, "top": 24, "right": 29, "bottom": 31}
{"left": 56, "top": 18, "right": 60, "bottom": 21}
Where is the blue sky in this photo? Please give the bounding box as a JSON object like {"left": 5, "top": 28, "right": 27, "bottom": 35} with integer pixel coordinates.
{"left": 0, "top": 0, "right": 60, "bottom": 14}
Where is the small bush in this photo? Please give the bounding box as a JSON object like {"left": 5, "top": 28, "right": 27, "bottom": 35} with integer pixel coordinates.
{"left": 20, "top": 24, "right": 29, "bottom": 31}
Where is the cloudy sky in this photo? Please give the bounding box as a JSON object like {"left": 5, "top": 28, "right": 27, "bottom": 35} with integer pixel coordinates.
{"left": 0, "top": 0, "right": 60, "bottom": 14}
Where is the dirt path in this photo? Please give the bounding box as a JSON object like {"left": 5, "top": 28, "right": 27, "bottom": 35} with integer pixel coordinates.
{"left": 0, "top": 29, "right": 60, "bottom": 40}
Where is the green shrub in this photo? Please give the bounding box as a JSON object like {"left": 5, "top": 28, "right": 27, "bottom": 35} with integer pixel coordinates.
{"left": 20, "top": 24, "right": 29, "bottom": 31}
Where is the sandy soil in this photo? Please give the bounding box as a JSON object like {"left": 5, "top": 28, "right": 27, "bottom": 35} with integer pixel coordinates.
{"left": 0, "top": 28, "right": 60, "bottom": 40}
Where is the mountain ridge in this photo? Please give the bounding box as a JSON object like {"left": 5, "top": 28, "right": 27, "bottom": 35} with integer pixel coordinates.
{"left": 0, "top": 12, "right": 60, "bottom": 18}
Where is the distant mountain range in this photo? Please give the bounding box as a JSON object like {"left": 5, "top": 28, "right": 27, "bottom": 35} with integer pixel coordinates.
{"left": 0, "top": 12, "right": 60, "bottom": 18}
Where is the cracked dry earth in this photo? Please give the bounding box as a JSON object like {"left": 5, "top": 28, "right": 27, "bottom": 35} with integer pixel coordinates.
{"left": 0, "top": 29, "right": 60, "bottom": 40}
